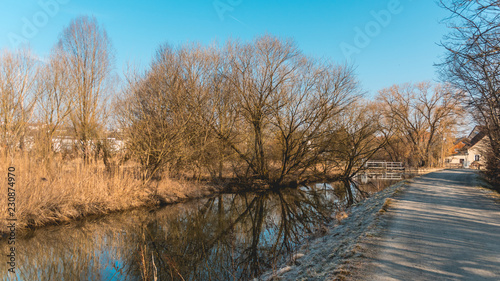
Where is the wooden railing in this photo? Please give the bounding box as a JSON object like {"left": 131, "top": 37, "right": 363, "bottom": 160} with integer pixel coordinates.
{"left": 363, "top": 161, "right": 405, "bottom": 180}
{"left": 365, "top": 161, "right": 404, "bottom": 170}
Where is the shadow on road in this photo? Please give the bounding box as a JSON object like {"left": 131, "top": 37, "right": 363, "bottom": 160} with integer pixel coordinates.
{"left": 360, "top": 169, "right": 500, "bottom": 281}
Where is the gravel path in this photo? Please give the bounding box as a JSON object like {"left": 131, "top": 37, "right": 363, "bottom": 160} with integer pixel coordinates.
{"left": 353, "top": 169, "right": 500, "bottom": 281}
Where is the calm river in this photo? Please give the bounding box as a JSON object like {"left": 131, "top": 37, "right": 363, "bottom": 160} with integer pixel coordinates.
{"left": 1, "top": 180, "right": 393, "bottom": 281}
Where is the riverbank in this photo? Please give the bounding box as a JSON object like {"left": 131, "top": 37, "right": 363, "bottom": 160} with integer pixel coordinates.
{"left": 0, "top": 154, "right": 221, "bottom": 236}
{"left": 259, "top": 169, "right": 443, "bottom": 281}
{"left": 0, "top": 152, "right": 443, "bottom": 239}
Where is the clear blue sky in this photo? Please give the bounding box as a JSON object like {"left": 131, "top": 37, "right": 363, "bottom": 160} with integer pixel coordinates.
{"left": 0, "top": 0, "right": 450, "bottom": 97}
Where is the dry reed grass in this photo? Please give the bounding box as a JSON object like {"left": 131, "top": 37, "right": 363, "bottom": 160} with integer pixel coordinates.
{"left": 0, "top": 153, "right": 213, "bottom": 234}
{"left": 379, "top": 198, "right": 394, "bottom": 214}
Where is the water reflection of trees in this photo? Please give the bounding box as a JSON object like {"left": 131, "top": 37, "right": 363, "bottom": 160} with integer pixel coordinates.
{"left": 0, "top": 217, "right": 138, "bottom": 281}
{"left": 2, "top": 182, "right": 384, "bottom": 281}
{"left": 132, "top": 187, "right": 340, "bottom": 280}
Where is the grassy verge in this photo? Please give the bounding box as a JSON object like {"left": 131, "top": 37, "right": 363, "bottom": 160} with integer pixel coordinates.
{"left": 0, "top": 153, "right": 217, "bottom": 235}
{"left": 474, "top": 171, "right": 500, "bottom": 203}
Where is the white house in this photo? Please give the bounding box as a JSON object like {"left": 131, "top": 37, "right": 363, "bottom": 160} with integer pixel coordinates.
{"left": 446, "top": 126, "right": 489, "bottom": 169}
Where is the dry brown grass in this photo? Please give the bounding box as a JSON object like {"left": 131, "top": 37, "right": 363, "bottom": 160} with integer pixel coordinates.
{"left": 335, "top": 211, "right": 349, "bottom": 223}
{"left": 379, "top": 198, "right": 394, "bottom": 214}
{"left": 0, "top": 153, "right": 213, "bottom": 233}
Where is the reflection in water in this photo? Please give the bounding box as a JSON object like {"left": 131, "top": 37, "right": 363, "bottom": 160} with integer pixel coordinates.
{"left": 1, "top": 180, "right": 393, "bottom": 281}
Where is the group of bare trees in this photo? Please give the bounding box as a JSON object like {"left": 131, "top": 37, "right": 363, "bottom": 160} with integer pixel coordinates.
{"left": 0, "top": 16, "right": 113, "bottom": 162}
{"left": 118, "top": 35, "right": 393, "bottom": 187}
{"left": 439, "top": 0, "right": 500, "bottom": 185}
{"left": 0, "top": 12, "right": 475, "bottom": 193}
{"left": 57, "top": 16, "right": 114, "bottom": 162}
{"left": 376, "top": 82, "right": 462, "bottom": 167}
{"left": 116, "top": 34, "right": 466, "bottom": 193}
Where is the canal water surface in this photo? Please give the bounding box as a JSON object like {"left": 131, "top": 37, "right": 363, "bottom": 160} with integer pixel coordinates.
{"left": 1, "top": 180, "right": 394, "bottom": 281}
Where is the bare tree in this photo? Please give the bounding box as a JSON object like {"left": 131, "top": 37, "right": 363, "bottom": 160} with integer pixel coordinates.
{"left": 198, "top": 47, "right": 241, "bottom": 180}
{"left": 268, "top": 61, "right": 359, "bottom": 186}
{"left": 439, "top": 0, "right": 500, "bottom": 181}
{"left": 223, "top": 35, "right": 303, "bottom": 181}
{"left": 180, "top": 44, "right": 237, "bottom": 180}
{"left": 216, "top": 36, "right": 360, "bottom": 185}
{"left": 118, "top": 44, "right": 198, "bottom": 180}
{"left": 57, "top": 15, "right": 114, "bottom": 163}
{"left": 36, "top": 48, "right": 74, "bottom": 157}
{"left": 378, "top": 82, "right": 461, "bottom": 167}
{"left": 324, "top": 101, "right": 387, "bottom": 204}
{"left": 0, "top": 48, "right": 39, "bottom": 154}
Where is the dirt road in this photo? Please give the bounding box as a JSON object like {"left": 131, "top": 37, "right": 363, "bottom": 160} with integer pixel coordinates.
{"left": 355, "top": 169, "right": 500, "bottom": 281}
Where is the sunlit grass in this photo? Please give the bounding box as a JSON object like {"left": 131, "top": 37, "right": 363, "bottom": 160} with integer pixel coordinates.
{"left": 0, "top": 152, "right": 210, "bottom": 233}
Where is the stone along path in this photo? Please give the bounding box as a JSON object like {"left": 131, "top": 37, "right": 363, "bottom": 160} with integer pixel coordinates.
{"left": 356, "top": 169, "right": 500, "bottom": 281}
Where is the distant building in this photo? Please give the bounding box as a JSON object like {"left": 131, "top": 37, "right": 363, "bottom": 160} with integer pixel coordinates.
{"left": 446, "top": 126, "right": 489, "bottom": 169}
{"left": 9, "top": 123, "right": 126, "bottom": 154}
{"left": 52, "top": 136, "right": 77, "bottom": 152}
{"left": 106, "top": 137, "right": 125, "bottom": 152}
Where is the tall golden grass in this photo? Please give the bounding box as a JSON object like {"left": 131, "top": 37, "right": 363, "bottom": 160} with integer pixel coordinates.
{"left": 0, "top": 153, "right": 213, "bottom": 233}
